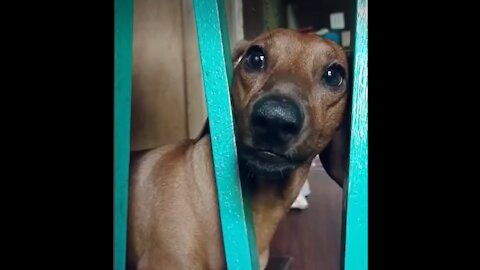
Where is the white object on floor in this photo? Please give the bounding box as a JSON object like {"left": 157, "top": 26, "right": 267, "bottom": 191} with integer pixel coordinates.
{"left": 300, "top": 180, "right": 311, "bottom": 197}
{"left": 291, "top": 193, "right": 309, "bottom": 209}
{"left": 291, "top": 180, "right": 311, "bottom": 209}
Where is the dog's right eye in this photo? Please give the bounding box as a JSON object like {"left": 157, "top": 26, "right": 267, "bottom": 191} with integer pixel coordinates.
{"left": 322, "top": 63, "right": 346, "bottom": 89}
{"left": 244, "top": 46, "right": 266, "bottom": 72}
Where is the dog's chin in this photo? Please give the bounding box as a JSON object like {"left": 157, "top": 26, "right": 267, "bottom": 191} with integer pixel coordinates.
{"left": 238, "top": 148, "right": 298, "bottom": 179}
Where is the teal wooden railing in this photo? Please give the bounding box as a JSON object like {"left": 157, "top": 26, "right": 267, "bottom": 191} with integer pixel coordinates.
{"left": 343, "top": 0, "right": 368, "bottom": 270}
{"left": 114, "top": 0, "right": 133, "bottom": 269}
{"left": 113, "top": 0, "right": 367, "bottom": 269}
{"left": 192, "top": 0, "right": 259, "bottom": 269}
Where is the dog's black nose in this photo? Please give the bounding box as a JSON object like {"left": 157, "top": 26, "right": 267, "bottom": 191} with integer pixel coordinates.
{"left": 250, "top": 96, "right": 304, "bottom": 148}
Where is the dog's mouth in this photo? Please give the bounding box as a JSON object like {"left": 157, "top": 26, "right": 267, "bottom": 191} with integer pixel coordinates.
{"left": 237, "top": 147, "right": 298, "bottom": 178}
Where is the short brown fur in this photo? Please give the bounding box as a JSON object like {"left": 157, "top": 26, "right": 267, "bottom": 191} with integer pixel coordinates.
{"left": 127, "top": 29, "right": 348, "bottom": 270}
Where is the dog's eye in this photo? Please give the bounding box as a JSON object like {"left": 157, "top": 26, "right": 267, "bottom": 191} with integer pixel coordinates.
{"left": 244, "top": 46, "right": 266, "bottom": 71}
{"left": 322, "top": 63, "right": 346, "bottom": 88}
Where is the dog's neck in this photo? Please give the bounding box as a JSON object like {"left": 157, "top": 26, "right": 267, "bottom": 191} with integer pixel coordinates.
{"left": 240, "top": 161, "right": 313, "bottom": 254}
{"left": 199, "top": 126, "right": 314, "bottom": 254}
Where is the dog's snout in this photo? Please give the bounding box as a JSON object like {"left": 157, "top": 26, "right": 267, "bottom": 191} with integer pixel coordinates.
{"left": 250, "top": 96, "right": 304, "bottom": 147}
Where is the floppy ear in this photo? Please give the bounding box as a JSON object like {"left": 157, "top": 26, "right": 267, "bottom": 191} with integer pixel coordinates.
{"left": 318, "top": 121, "right": 350, "bottom": 188}
{"left": 318, "top": 86, "right": 352, "bottom": 188}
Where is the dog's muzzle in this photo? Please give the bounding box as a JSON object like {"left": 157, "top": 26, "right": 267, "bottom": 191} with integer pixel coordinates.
{"left": 250, "top": 95, "right": 304, "bottom": 149}
{"left": 238, "top": 95, "right": 304, "bottom": 177}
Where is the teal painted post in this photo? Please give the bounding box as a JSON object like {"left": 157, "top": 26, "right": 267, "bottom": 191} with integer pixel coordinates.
{"left": 192, "top": 0, "right": 259, "bottom": 269}
{"left": 344, "top": 0, "right": 368, "bottom": 269}
{"left": 114, "top": 0, "right": 133, "bottom": 269}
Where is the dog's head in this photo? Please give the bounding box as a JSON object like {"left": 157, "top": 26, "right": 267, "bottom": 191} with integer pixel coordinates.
{"left": 231, "top": 29, "right": 348, "bottom": 179}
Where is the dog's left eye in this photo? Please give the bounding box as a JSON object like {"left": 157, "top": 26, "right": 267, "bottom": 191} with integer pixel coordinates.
{"left": 322, "top": 64, "right": 346, "bottom": 88}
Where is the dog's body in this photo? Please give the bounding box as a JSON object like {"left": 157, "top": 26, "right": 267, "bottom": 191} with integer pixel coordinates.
{"left": 127, "top": 29, "right": 348, "bottom": 270}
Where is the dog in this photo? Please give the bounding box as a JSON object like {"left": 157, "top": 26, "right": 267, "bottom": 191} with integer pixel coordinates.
{"left": 127, "top": 28, "right": 348, "bottom": 270}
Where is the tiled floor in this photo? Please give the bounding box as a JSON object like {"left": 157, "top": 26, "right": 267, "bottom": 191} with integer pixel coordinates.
{"left": 267, "top": 157, "right": 343, "bottom": 270}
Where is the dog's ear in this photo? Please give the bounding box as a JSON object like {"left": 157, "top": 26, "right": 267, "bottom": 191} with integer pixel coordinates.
{"left": 318, "top": 97, "right": 352, "bottom": 188}
{"left": 318, "top": 125, "right": 349, "bottom": 188}
{"left": 232, "top": 40, "right": 250, "bottom": 68}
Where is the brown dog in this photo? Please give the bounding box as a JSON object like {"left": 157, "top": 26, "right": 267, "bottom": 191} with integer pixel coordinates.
{"left": 127, "top": 28, "right": 348, "bottom": 270}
